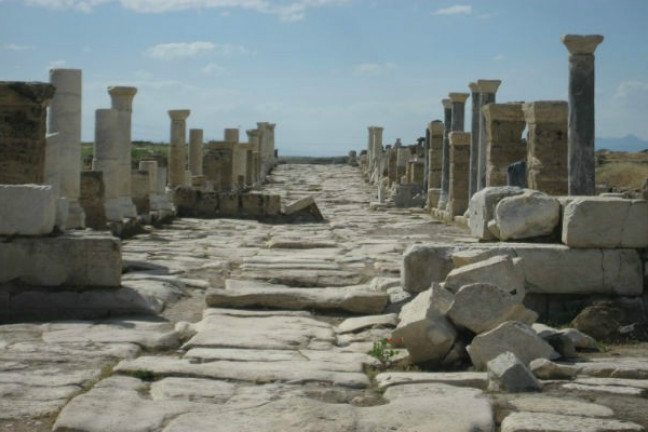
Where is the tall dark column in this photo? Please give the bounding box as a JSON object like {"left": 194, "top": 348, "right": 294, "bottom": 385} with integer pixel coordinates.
{"left": 438, "top": 98, "right": 453, "bottom": 208}
{"left": 476, "top": 80, "right": 502, "bottom": 191}
{"left": 561, "top": 34, "right": 603, "bottom": 195}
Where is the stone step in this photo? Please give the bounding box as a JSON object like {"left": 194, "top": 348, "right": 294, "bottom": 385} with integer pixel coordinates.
{"left": 205, "top": 279, "right": 389, "bottom": 314}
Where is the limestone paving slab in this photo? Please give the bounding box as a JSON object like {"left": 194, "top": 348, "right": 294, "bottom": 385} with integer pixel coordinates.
{"left": 497, "top": 393, "right": 615, "bottom": 418}
{"left": 501, "top": 412, "right": 644, "bottom": 432}
{"left": 336, "top": 313, "right": 398, "bottom": 334}
{"left": 375, "top": 371, "right": 488, "bottom": 390}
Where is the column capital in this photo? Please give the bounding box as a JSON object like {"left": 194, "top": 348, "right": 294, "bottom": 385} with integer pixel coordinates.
{"left": 257, "top": 121, "right": 269, "bottom": 129}
{"left": 369, "top": 126, "right": 384, "bottom": 133}
{"left": 561, "top": 34, "right": 604, "bottom": 55}
{"left": 449, "top": 92, "right": 470, "bottom": 103}
{"left": 468, "top": 82, "right": 479, "bottom": 93}
{"left": 168, "top": 109, "right": 190, "bottom": 120}
{"left": 246, "top": 129, "right": 260, "bottom": 138}
{"left": 267, "top": 123, "right": 276, "bottom": 130}
{"left": 442, "top": 98, "right": 452, "bottom": 110}
{"left": 0, "top": 81, "right": 55, "bottom": 107}
{"left": 428, "top": 120, "right": 444, "bottom": 134}
{"left": 108, "top": 86, "right": 137, "bottom": 110}
{"left": 522, "top": 100, "right": 568, "bottom": 124}
{"left": 482, "top": 103, "right": 524, "bottom": 122}
{"left": 475, "top": 79, "right": 502, "bottom": 94}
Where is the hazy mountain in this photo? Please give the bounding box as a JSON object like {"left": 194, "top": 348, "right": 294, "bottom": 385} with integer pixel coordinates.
{"left": 596, "top": 134, "right": 648, "bottom": 152}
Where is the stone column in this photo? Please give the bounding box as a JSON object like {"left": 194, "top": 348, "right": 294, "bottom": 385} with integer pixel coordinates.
{"left": 562, "top": 34, "right": 604, "bottom": 195}
{"left": 0, "top": 82, "right": 55, "bottom": 184}
{"left": 108, "top": 86, "right": 138, "bottom": 218}
{"left": 438, "top": 98, "right": 453, "bottom": 208}
{"left": 246, "top": 129, "right": 261, "bottom": 185}
{"left": 93, "top": 109, "right": 121, "bottom": 221}
{"left": 449, "top": 92, "right": 470, "bottom": 132}
{"left": 48, "top": 69, "right": 85, "bottom": 228}
{"left": 448, "top": 132, "right": 471, "bottom": 217}
{"left": 189, "top": 128, "right": 204, "bottom": 176}
{"left": 257, "top": 122, "right": 270, "bottom": 180}
{"left": 267, "top": 123, "right": 276, "bottom": 168}
{"left": 475, "top": 80, "right": 502, "bottom": 192}
{"left": 522, "top": 101, "right": 569, "bottom": 195}
{"left": 366, "top": 126, "right": 376, "bottom": 178}
{"left": 168, "top": 110, "right": 190, "bottom": 188}
{"left": 468, "top": 82, "right": 480, "bottom": 199}
{"left": 427, "top": 120, "right": 444, "bottom": 189}
{"left": 224, "top": 128, "right": 239, "bottom": 143}
{"left": 482, "top": 103, "right": 527, "bottom": 187}
{"left": 372, "top": 127, "right": 384, "bottom": 185}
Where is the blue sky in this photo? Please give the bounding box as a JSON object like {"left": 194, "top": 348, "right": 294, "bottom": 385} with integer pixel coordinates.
{"left": 1, "top": 0, "right": 647, "bottom": 156}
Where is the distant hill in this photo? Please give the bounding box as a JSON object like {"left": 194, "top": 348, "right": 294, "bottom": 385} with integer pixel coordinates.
{"left": 596, "top": 134, "right": 648, "bottom": 153}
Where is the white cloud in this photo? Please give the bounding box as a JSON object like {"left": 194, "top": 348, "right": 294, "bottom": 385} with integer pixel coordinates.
{"left": 24, "top": 0, "right": 350, "bottom": 21}
{"left": 144, "top": 41, "right": 248, "bottom": 60}
{"left": 353, "top": 62, "right": 396, "bottom": 76}
{"left": 47, "top": 59, "right": 67, "bottom": 70}
{"left": 614, "top": 81, "right": 648, "bottom": 110}
{"left": 1, "top": 43, "right": 34, "bottom": 51}
{"left": 433, "top": 4, "right": 472, "bottom": 15}
{"left": 202, "top": 63, "right": 225, "bottom": 74}
{"left": 492, "top": 54, "right": 505, "bottom": 61}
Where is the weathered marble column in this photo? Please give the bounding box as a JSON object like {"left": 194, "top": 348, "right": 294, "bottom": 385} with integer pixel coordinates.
{"left": 562, "top": 34, "right": 604, "bottom": 195}
{"left": 438, "top": 98, "right": 453, "bottom": 208}
{"left": 267, "top": 123, "right": 276, "bottom": 167}
{"left": 189, "top": 128, "right": 204, "bottom": 176}
{"left": 482, "top": 103, "right": 527, "bottom": 187}
{"left": 372, "top": 126, "right": 384, "bottom": 185}
{"left": 366, "top": 126, "right": 376, "bottom": 177}
{"left": 468, "top": 82, "right": 480, "bottom": 198}
{"left": 449, "top": 92, "right": 470, "bottom": 132}
{"left": 246, "top": 128, "right": 261, "bottom": 185}
{"left": 522, "top": 101, "right": 568, "bottom": 195}
{"left": 168, "top": 110, "right": 190, "bottom": 188}
{"left": 108, "top": 86, "right": 138, "bottom": 218}
{"left": 0, "top": 82, "right": 55, "bottom": 184}
{"left": 448, "top": 131, "right": 471, "bottom": 217}
{"left": 93, "top": 109, "right": 121, "bottom": 221}
{"left": 427, "top": 120, "right": 444, "bottom": 189}
{"left": 257, "top": 122, "right": 270, "bottom": 180}
{"left": 476, "top": 80, "right": 502, "bottom": 192}
{"left": 48, "top": 69, "right": 85, "bottom": 228}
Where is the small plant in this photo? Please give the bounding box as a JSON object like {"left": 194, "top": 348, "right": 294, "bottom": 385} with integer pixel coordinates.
{"left": 368, "top": 338, "right": 402, "bottom": 366}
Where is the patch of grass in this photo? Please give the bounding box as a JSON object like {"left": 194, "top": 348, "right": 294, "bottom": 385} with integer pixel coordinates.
{"left": 596, "top": 162, "right": 648, "bottom": 190}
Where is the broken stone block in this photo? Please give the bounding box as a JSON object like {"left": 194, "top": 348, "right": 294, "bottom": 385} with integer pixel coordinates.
{"left": 447, "top": 283, "right": 537, "bottom": 334}
{"left": 495, "top": 190, "right": 560, "bottom": 240}
{"left": 467, "top": 186, "right": 524, "bottom": 241}
{"left": 501, "top": 412, "right": 644, "bottom": 432}
{"left": 392, "top": 288, "right": 457, "bottom": 364}
{"left": 559, "top": 328, "right": 598, "bottom": 351}
{"left": 403, "top": 243, "right": 643, "bottom": 296}
{"left": 562, "top": 197, "right": 648, "bottom": 248}
{"left": 529, "top": 358, "right": 579, "bottom": 380}
{"left": 0, "top": 184, "right": 55, "bottom": 236}
{"left": 444, "top": 255, "right": 524, "bottom": 298}
{"left": 0, "top": 231, "right": 121, "bottom": 286}
{"left": 467, "top": 321, "right": 558, "bottom": 370}
{"left": 487, "top": 351, "right": 542, "bottom": 393}
{"left": 284, "top": 196, "right": 324, "bottom": 221}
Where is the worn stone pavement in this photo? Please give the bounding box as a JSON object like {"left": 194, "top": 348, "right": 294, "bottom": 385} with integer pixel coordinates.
{"left": 2, "top": 164, "right": 648, "bottom": 432}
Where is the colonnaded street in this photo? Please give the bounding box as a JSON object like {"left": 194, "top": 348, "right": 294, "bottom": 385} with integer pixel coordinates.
{"left": 2, "top": 163, "right": 648, "bottom": 432}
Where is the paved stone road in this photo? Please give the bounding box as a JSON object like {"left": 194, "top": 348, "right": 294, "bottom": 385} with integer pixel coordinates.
{"left": 2, "top": 164, "right": 647, "bottom": 431}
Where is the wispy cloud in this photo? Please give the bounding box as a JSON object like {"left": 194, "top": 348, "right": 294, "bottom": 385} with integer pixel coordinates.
{"left": 144, "top": 41, "right": 248, "bottom": 60}
{"left": 614, "top": 81, "right": 648, "bottom": 110}
{"left": 353, "top": 62, "right": 396, "bottom": 76}
{"left": 433, "top": 4, "right": 472, "bottom": 15}
{"left": 492, "top": 54, "right": 505, "bottom": 61}
{"left": 1, "top": 43, "right": 35, "bottom": 51}
{"left": 25, "top": 0, "right": 350, "bottom": 21}
{"left": 202, "top": 63, "right": 225, "bottom": 74}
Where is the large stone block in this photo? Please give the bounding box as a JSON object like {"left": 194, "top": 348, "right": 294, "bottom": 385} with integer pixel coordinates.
{"left": 0, "top": 184, "right": 55, "bottom": 235}
{"left": 444, "top": 255, "right": 525, "bottom": 297}
{"left": 402, "top": 243, "right": 643, "bottom": 296}
{"left": 562, "top": 197, "right": 648, "bottom": 248}
{"left": 495, "top": 190, "right": 560, "bottom": 240}
{"left": 467, "top": 321, "right": 558, "bottom": 370}
{"left": 487, "top": 351, "right": 541, "bottom": 393}
{"left": 392, "top": 288, "right": 457, "bottom": 363}
{"left": 0, "top": 232, "right": 121, "bottom": 287}
{"left": 468, "top": 186, "right": 524, "bottom": 241}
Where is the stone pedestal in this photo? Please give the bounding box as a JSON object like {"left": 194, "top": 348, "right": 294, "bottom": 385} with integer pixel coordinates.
{"left": 168, "top": 109, "right": 190, "bottom": 188}
{"left": 523, "top": 101, "right": 568, "bottom": 195}
{"left": 48, "top": 69, "right": 86, "bottom": 228}
{"left": 562, "top": 34, "right": 604, "bottom": 196}
{"left": 108, "top": 86, "right": 138, "bottom": 218}
{"left": 438, "top": 99, "right": 453, "bottom": 209}
{"left": 93, "top": 109, "right": 122, "bottom": 222}
{"left": 483, "top": 103, "right": 527, "bottom": 187}
{"left": 428, "top": 121, "right": 444, "bottom": 190}
{"left": 448, "top": 132, "right": 471, "bottom": 217}
{"left": 79, "top": 171, "right": 107, "bottom": 230}
{"left": 204, "top": 141, "right": 234, "bottom": 192}
{"left": 189, "top": 128, "right": 204, "bottom": 176}
{"left": 476, "top": 80, "right": 502, "bottom": 192}
{"left": 0, "top": 81, "right": 55, "bottom": 184}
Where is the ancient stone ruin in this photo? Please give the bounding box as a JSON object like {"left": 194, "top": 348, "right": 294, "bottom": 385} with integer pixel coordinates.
{"left": 2, "top": 34, "right": 648, "bottom": 432}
